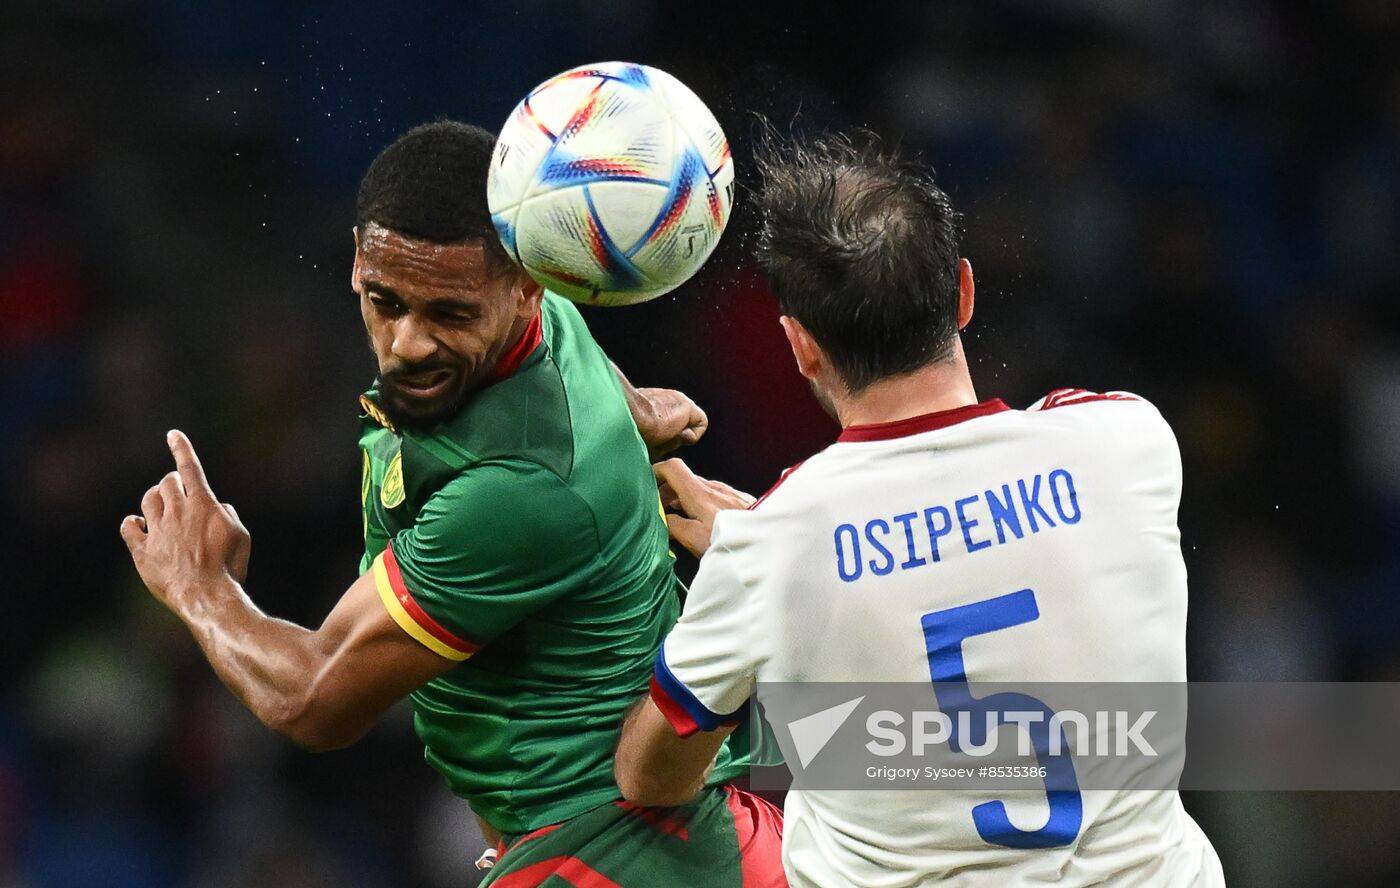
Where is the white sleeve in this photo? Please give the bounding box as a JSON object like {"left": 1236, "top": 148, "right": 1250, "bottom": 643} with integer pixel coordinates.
{"left": 650, "top": 513, "right": 762, "bottom": 737}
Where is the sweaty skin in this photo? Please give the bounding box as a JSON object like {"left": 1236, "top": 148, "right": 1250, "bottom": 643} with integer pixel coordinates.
{"left": 118, "top": 229, "right": 550, "bottom": 750}
{"left": 122, "top": 227, "right": 710, "bottom": 757}
{"left": 121, "top": 431, "right": 453, "bottom": 751}
{"left": 354, "top": 223, "right": 537, "bottom": 429}
{"left": 355, "top": 222, "right": 707, "bottom": 454}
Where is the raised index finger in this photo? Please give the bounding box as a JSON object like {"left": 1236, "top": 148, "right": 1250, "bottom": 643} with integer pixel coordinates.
{"left": 167, "top": 429, "right": 214, "bottom": 499}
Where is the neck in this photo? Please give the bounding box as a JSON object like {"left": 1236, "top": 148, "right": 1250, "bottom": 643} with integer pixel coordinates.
{"left": 488, "top": 311, "right": 543, "bottom": 383}
{"left": 834, "top": 338, "right": 979, "bottom": 428}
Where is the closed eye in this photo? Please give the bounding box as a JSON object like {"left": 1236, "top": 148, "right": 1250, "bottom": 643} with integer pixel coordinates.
{"left": 367, "top": 291, "right": 400, "bottom": 311}
{"left": 428, "top": 299, "right": 481, "bottom": 324}
{"left": 435, "top": 309, "right": 477, "bottom": 324}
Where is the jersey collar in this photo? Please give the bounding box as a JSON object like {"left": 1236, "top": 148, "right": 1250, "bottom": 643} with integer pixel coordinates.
{"left": 838, "top": 399, "right": 1010, "bottom": 443}
{"left": 359, "top": 391, "right": 397, "bottom": 432}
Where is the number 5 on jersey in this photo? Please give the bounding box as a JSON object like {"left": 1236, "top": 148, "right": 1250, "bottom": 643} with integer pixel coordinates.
{"left": 921, "top": 588, "right": 1083, "bottom": 849}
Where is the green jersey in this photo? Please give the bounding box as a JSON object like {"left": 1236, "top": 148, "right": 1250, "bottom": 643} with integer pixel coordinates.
{"left": 358, "top": 293, "right": 740, "bottom": 834}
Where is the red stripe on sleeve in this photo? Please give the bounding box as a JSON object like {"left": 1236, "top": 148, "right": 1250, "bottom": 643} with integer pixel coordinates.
{"left": 1036, "top": 389, "right": 1141, "bottom": 410}
{"left": 382, "top": 544, "right": 480, "bottom": 655}
{"left": 650, "top": 674, "right": 702, "bottom": 738}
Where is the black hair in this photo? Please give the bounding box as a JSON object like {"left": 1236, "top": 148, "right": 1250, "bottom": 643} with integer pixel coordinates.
{"left": 753, "top": 127, "right": 963, "bottom": 393}
{"left": 356, "top": 120, "right": 509, "bottom": 265}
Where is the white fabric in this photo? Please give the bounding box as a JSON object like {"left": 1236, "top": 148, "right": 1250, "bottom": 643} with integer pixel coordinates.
{"left": 661, "top": 393, "right": 1225, "bottom": 887}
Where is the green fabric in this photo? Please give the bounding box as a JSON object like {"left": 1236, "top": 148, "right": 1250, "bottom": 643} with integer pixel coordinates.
{"left": 357, "top": 294, "right": 745, "bottom": 835}
{"left": 482, "top": 785, "right": 767, "bottom": 887}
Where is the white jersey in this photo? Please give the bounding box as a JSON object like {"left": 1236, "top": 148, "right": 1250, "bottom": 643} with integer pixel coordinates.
{"left": 651, "top": 391, "right": 1224, "bottom": 887}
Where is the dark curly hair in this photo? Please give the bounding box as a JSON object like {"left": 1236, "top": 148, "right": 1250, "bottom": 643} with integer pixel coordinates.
{"left": 356, "top": 120, "right": 509, "bottom": 267}
{"left": 753, "top": 127, "right": 964, "bottom": 393}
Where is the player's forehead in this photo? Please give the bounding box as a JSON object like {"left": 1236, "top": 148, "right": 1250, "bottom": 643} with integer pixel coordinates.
{"left": 356, "top": 221, "right": 502, "bottom": 296}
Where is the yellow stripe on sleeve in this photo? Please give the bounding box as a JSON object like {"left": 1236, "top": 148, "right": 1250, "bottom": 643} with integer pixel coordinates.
{"left": 372, "top": 553, "right": 472, "bottom": 661}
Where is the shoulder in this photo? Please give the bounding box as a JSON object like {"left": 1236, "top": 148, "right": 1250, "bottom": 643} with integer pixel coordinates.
{"left": 420, "top": 355, "right": 577, "bottom": 478}
{"left": 1027, "top": 387, "right": 1173, "bottom": 435}
{"left": 541, "top": 291, "right": 594, "bottom": 344}
{"left": 425, "top": 460, "right": 589, "bottom": 525}
{"left": 412, "top": 459, "right": 596, "bottom": 555}
{"left": 1027, "top": 388, "right": 1151, "bottom": 412}
{"left": 431, "top": 457, "right": 579, "bottom": 504}
{"left": 1026, "top": 388, "right": 1181, "bottom": 480}
{"left": 746, "top": 441, "right": 853, "bottom": 515}
{"left": 705, "top": 450, "right": 849, "bottom": 590}
{"left": 543, "top": 290, "right": 584, "bottom": 319}
{"left": 749, "top": 459, "right": 812, "bottom": 511}
{"left": 737, "top": 446, "right": 847, "bottom": 530}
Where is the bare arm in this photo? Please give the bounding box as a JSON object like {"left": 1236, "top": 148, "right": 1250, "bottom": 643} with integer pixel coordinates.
{"left": 611, "top": 362, "right": 709, "bottom": 461}
{"left": 615, "top": 696, "right": 735, "bottom": 807}
{"left": 120, "top": 431, "right": 453, "bottom": 751}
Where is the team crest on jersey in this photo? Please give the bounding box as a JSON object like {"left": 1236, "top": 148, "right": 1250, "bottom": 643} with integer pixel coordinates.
{"left": 381, "top": 450, "right": 406, "bottom": 509}
{"left": 359, "top": 394, "right": 397, "bottom": 432}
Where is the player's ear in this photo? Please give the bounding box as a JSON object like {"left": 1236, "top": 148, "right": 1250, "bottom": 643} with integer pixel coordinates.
{"left": 351, "top": 228, "right": 363, "bottom": 293}
{"left": 956, "top": 257, "right": 975, "bottom": 330}
{"left": 780, "top": 315, "right": 822, "bottom": 381}
{"left": 513, "top": 267, "right": 544, "bottom": 318}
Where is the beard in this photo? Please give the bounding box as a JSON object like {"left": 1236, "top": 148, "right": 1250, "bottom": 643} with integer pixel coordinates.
{"left": 376, "top": 358, "right": 474, "bottom": 431}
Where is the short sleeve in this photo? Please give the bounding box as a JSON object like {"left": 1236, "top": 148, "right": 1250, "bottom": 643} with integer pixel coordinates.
{"left": 650, "top": 514, "right": 761, "bottom": 737}
{"left": 371, "top": 461, "right": 598, "bottom": 661}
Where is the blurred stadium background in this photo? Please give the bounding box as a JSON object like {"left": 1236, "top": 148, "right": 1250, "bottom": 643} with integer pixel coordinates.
{"left": 4, "top": 1, "right": 1400, "bottom": 885}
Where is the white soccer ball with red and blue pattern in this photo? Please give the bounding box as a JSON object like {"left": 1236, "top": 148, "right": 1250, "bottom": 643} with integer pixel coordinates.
{"left": 487, "top": 62, "right": 734, "bottom": 307}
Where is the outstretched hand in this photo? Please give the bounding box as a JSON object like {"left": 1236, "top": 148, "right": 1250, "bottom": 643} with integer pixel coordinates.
{"left": 654, "top": 459, "right": 755, "bottom": 557}
{"left": 120, "top": 431, "right": 251, "bottom": 610}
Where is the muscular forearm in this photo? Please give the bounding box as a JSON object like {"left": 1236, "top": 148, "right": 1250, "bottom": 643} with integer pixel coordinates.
{"left": 124, "top": 432, "right": 448, "bottom": 753}
{"left": 615, "top": 697, "right": 730, "bottom": 806}
{"left": 171, "top": 575, "right": 339, "bottom": 749}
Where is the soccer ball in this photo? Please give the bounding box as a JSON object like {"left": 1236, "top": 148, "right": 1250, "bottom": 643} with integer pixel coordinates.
{"left": 487, "top": 62, "right": 734, "bottom": 307}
